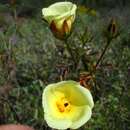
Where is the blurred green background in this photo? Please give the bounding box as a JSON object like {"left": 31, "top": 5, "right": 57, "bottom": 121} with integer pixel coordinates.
{"left": 0, "top": 0, "right": 130, "bottom": 130}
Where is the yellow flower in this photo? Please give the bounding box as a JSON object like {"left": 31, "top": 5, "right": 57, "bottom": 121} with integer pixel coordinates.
{"left": 42, "top": 2, "right": 77, "bottom": 40}
{"left": 42, "top": 81, "right": 94, "bottom": 129}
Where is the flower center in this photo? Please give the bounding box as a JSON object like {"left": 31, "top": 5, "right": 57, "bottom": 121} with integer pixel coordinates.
{"left": 64, "top": 102, "right": 69, "bottom": 107}
{"left": 56, "top": 97, "right": 71, "bottom": 113}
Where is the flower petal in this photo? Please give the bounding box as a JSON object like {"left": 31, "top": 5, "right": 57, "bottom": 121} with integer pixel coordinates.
{"left": 42, "top": 84, "right": 56, "bottom": 114}
{"left": 42, "top": 2, "right": 77, "bottom": 24}
{"left": 44, "top": 113, "right": 72, "bottom": 129}
{"left": 53, "top": 81, "right": 94, "bottom": 108}
{"left": 70, "top": 105, "right": 92, "bottom": 129}
{"left": 76, "top": 83, "right": 94, "bottom": 108}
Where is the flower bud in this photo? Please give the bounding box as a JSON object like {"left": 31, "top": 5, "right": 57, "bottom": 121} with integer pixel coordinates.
{"left": 107, "top": 18, "right": 118, "bottom": 38}
{"left": 42, "top": 2, "right": 77, "bottom": 40}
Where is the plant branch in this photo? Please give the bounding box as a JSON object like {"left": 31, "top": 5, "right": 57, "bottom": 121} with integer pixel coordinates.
{"left": 95, "top": 38, "right": 111, "bottom": 69}
{"left": 64, "top": 39, "right": 77, "bottom": 68}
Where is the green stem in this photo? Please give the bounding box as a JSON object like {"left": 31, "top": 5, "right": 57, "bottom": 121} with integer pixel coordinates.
{"left": 88, "top": 38, "right": 112, "bottom": 79}
{"left": 95, "top": 38, "right": 111, "bottom": 69}
{"left": 64, "top": 39, "right": 77, "bottom": 68}
{"left": 81, "top": 55, "right": 89, "bottom": 71}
